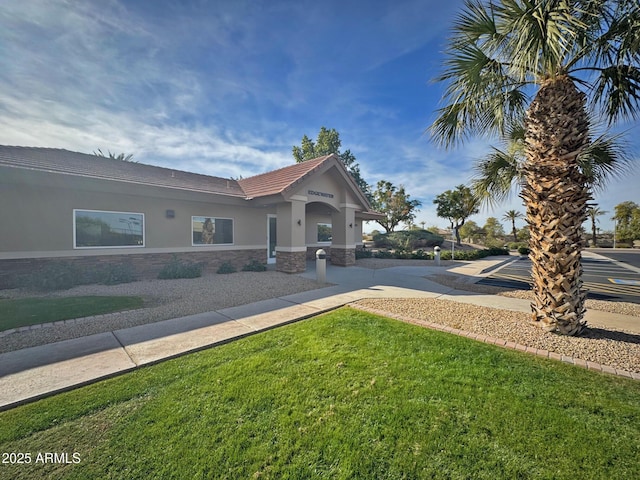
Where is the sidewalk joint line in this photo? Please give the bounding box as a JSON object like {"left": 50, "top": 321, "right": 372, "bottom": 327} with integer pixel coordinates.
{"left": 110, "top": 331, "right": 138, "bottom": 366}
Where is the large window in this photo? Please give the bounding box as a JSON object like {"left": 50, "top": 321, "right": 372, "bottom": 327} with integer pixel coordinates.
{"left": 74, "top": 209, "right": 144, "bottom": 248}
{"left": 317, "top": 223, "right": 332, "bottom": 243}
{"left": 192, "top": 216, "right": 234, "bottom": 245}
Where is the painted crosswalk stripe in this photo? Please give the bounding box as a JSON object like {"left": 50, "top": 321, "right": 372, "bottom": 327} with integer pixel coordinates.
{"left": 608, "top": 278, "right": 640, "bottom": 286}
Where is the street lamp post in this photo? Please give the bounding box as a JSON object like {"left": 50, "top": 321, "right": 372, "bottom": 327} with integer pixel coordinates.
{"left": 451, "top": 228, "right": 456, "bottom": 260}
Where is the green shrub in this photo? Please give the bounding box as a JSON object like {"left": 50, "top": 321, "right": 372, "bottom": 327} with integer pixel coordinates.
{"left": 19, "top": 261, "right": 138, "bottom": 291}
{"left": 373, "top": 230, "right": 444, "bottom": 250}
{"left": 465, "top": 250, "right": 484, "bottom": 260}
{"left": 440, "top": 250, "right": 477, "bottom": 261}
{"left": 356, "top": 248, "right": 373, "bottom": 259}
{"left": 518, "top": 246, "right": 530, "bottom": 255}
{"left": 483, "top": 240, "right": 503, "bottom": 249}
{"left": 217, "top": 262, "right": 237, "bottom": 274}
{"left": 158, "top": 256, "right": 203, "bottom": 279}
{"left": 20, "top": 262, "right": 82, "bottom": 291}
{"left": 372, "top": 233, "right": 392, "bottom": 249}
{"left": 438, "top": 247, "right": 509, "bottom": 261}
{"left": 242, "top": 259, "right": 267, "bottom": 272}
{"left": 439, "top": 250, "right": 454, "bottom": 260}
{"left": 95, "top": 263, "right": 137, "bottom": 285}
{"left": 411, "top": 249, "right": 431, "bottom": 260}
{"left": 486, "top": 246, "right": 510, "bottom": 256}
{"left": 369, "top": 245, "right": 508, "bottom": 262}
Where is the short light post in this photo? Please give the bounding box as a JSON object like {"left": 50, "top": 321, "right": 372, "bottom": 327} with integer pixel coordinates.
{"left": 315, "top": 249, "right": 327, "bottom": 284}
{"left": 434, "top": 246, "right": 441, "bottom": 267}
{"left": 451, "top": 228, "right": 456, "bottom": 260}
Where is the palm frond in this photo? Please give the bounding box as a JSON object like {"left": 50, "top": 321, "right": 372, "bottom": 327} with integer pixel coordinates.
{"left": 432, "top": 46, "right": 528, "bottom": 146}
{"left": 502, "top": 209, "right": 523, "bottom": 220}
{"left": 578, "top": 130, "right": 634, "bottom": 191}
{"left": 591, "top": 65, "right": 640, "bottom": 123}
{"left": 433, "top": 0, "right": 640, "bottom": 148}
{"left": 505, "top": 117, "right": 526, "bottom": 142}
{"left": 494, "top": 0, "right": 586, "bottom": 80}
{"left": 470, "top": 114, "right": 634, "bottom": 206}
{"left": 579, "top": 0, "right": 640, "bottom": 122}
{"left": 588, "top": 0, "right": 640, "bottom": 67}
{"left": 453, "top": 0, "right": 498, "bottom": 41}
{"left": 471, "top": 147, "right": 522, "bottom": 208}
{"left": 586, "top": 205, "right": 608, "bottom": 220}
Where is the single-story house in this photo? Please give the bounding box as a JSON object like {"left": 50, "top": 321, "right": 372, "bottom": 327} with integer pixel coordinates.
{"left": 0, "top": 145, "right": 382, "bottom": 288}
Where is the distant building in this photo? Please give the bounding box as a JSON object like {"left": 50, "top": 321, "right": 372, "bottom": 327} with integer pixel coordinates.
{"left": 0, "top": 146, "right": 381, "bottom": 288}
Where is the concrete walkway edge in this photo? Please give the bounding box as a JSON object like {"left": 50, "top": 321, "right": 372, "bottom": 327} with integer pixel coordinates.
{"left": 1, "top": 258, "right": 638, "bottom": 411}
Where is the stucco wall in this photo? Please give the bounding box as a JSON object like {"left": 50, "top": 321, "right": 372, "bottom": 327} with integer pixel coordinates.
{"left": 0, "top": 168, "right": 275, "bottom": 258}
{"left": 0, "top": 157, "right": 372, "bottom": 284}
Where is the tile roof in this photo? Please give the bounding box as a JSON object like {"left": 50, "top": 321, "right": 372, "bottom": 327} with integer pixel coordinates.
{"left": 0, "top": 145, "right": 245, "bottom": 196}
{"left": 0, "top": 147, "right": 378, "bottom": 216}
{"left": 238, "top": 154, "right": 333, "bottom": 198}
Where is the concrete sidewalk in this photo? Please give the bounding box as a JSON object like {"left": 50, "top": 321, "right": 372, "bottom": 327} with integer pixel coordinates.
{"left": 1, "top": 257, "right": 638, "bottom": 410}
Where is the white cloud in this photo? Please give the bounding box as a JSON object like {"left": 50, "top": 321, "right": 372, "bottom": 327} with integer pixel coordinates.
{"left": 0, "top": 91, "right": 292, "bottom": 178}
{"left": 1, "top": 0, "right": 638, "bottom": 231}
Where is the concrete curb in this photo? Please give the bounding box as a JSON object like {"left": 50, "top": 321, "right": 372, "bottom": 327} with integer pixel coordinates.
{"left": 0, "top": 310, "right": 140, "bottom": 338}
{"left": 1, "top": 259, "right": 637, "bottom": 411}
{"left": 0, "top": 303, "right": 344, "bottom": 412}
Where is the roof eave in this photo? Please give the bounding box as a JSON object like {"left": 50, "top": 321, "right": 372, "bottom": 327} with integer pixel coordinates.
{"left": 357, "top": 210, "right": 385, "bottom": 220}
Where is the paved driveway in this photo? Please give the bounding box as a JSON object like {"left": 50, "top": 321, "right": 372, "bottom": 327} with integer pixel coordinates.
{"left": 478, "top": 253, "right": 640, "bottom": 303}
{"left": 590, "top": 248, "right": 640, "bottom": 270}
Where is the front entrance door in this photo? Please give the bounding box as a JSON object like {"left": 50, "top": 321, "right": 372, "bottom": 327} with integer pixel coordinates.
{"left": 267, "top": 215, "right": 277, "bottom": 264}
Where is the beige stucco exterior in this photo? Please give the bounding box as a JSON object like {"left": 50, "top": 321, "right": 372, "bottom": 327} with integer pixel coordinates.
{"left": 0, "top": 150, "right": 379, "bottom": 284}
{"left": 0, "top": 167, "right": 274, "bottom": 258}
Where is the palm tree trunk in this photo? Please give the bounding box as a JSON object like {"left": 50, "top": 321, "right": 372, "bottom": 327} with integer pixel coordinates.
{"left": 520, "top": 76, "right": 591, "bottom": 336}
{"left": 512, "top": 219, "right": 518, "bottom": 243}
{"left": 591, "top": 217, "right": 598, "bottom": 247}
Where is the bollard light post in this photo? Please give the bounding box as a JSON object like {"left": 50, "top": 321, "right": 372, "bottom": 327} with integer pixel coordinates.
{"left": 316, "top": 249, "right": 327, "bottom": 284}
{"left": 434, "top": 246, "right": 441, "bottom": 267}
{"left": 451, "top": 228, "right": 456, "bottom": 260}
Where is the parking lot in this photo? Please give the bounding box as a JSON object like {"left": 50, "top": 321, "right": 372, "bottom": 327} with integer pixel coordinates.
{"left": 478, "top": 252, "right": 640, "bottom": 304}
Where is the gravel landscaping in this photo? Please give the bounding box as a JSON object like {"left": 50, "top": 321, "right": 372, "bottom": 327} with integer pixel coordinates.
{"left": 0, "top": 271, "right": 324, "bottom": 354}
{"left": 1, "top": 259, "right": 638, "bottom": 374}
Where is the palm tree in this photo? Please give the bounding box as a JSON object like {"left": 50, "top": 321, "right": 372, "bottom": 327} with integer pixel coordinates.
{"left": 502, "top": 210, "right": 524, "bottom": 243}
{"left": 471, "top": 119, "right": 632, "bottom": 207}
{"left": 431, "top": 0, "right": 640, "bottom": 335}
{"left": 94, "top": 149, "right": 135, "bottom": 162}
{"left": 586, "top": 206, "right": 608, "bottom": 247}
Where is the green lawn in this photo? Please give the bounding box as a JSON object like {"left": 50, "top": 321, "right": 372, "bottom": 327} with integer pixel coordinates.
{"left": 0, "top": 296, "right": 144, "bottom": 331}
{"left": 1, "top": 308, "right": 638, "bottom": 479}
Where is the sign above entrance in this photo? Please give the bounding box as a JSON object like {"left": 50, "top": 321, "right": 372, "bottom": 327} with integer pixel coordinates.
{"left": 308, "top": 189, "right": 334, "bottom": 199}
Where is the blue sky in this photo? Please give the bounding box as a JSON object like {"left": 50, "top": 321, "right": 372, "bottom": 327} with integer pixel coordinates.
{"left": 1, "top": 0, "right": 638, "bottom": 233}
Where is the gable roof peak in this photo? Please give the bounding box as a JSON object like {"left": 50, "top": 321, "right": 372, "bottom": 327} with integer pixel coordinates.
{"left": 237, "top": 154, "right": 340, "bottom": 199}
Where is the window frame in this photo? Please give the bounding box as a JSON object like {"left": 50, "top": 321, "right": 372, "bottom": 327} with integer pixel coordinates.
{"left": 73, "top": 209, "right": 145, "bottom": 249}
{"left": 317, "top": 222, "right": 333, "bottom": 243}
{"left": 191, "top": 216, "right": 235, "bottom": 246}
